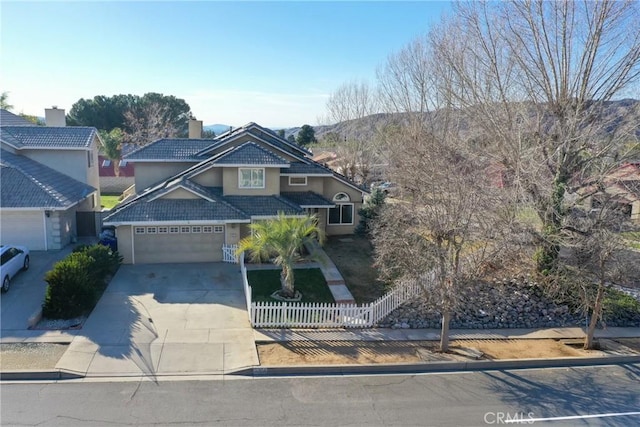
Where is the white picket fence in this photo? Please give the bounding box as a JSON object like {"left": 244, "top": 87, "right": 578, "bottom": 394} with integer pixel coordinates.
{"left": 222, "top": 244, "right": 239, "bottom": 263}
{"left": 243, "top": 265, "right": 425, "bottom": 328}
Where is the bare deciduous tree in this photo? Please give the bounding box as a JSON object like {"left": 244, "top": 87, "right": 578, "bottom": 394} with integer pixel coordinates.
{"left": 429, "top": 0, "right": 640, "bottom": 272}
{"left": 547, "top": 202, "right": 633, "bottom": 349}
{"left": 321, "top": 80, "right": 384, "bottom": 185}
{"left": 325, "top": 80, "right": 379, "bottom": 125}
{"left": 123, "top": 102, "right": 179, "bottom": 145}
{"left": 373, "top": 123, "right": 516, "bottom": 352}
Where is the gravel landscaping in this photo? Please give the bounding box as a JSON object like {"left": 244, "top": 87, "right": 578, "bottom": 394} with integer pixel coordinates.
{"left": 379, "top": 277, "right": 640, "bottom": 330}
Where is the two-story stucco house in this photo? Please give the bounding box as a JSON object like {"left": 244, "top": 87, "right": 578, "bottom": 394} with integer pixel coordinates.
{"left": 103, "top": 121, "right": 368, "bottom": 264}
{"left": 0, "top": 108, "right": 102, "bottom": 250}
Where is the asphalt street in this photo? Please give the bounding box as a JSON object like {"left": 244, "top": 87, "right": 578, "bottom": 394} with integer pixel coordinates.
{"left": 2, "top": 364, "right": 639, "bottom": 426}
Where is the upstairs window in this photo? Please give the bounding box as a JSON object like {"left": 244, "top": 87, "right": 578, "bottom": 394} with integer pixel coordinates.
{"left": 239, "top": 168, "right": 265, "bottom": 189}
{"left": 288, "top": 176, "right": 307, "bottom": 186}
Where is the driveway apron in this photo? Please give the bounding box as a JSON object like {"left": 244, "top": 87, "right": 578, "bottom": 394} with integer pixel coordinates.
{"left": 56, "top": 263, "right": 258, "bottom": 377}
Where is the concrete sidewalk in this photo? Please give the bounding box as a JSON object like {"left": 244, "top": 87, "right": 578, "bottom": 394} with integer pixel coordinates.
{"left": 3, "top": 326, "right": 640, "bottom": 381}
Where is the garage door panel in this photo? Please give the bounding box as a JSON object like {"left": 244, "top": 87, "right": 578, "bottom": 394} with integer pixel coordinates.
{"left": 0, "top": 211, "right": 45, "bottom": 250}
{"left": 134, "top": 232, "right": 224, "bottom": 264}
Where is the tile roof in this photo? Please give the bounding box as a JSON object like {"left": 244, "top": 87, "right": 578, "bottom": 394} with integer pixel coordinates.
{"left": 283, "top": 162, "right": 332, "bottom": 175}
{"left": 213, "top": 142, "right": 289, "bottom": 166}
{"left": 0, "top": 149, "right": 96, "bottom": 208}
{"left": 0, "top": 126, "right": 96, "bottom": 149}
{"left": 221, "top": 194, "right": 304, "bottom": 217}
{"left": 281, "top": 192, "right": 335, "bottom": 207}
{"left": 124, "top": 138, "right": 216, "bottom": 161}
{"left": 103, "top": 199, "right": 249, "bottom": 223}
{"left": 0, "top": 109, "right": 35, "bottom": 126}
{"left": 198, "top": 122, "right": 310, "bottom": 158}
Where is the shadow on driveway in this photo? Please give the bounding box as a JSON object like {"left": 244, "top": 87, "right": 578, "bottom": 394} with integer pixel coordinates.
{"left": 56, "top": 263, "right": 258, "bottom": 378}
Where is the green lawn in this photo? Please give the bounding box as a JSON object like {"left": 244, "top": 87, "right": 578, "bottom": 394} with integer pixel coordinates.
{"left": 247, "top": 268, "right": 334, "bottom": 303}
{"left": 100, "top": 195, "right": 121, "bottom": 210}
{"left": 621, "top": 231, "right": 640, "bottom": 250}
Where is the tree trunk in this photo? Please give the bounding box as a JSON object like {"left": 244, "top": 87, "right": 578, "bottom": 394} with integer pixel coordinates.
{"left": 536, "top": 178, "right": 566, "bottom": 274}
{"left": 584, "top": 283, "right": 605, "bottom": 350}
{"left": 280, "top": 266, "right": 295, "bottom": 298}
{"left": 440, "top": 311, "right": 451, "bottom": 352}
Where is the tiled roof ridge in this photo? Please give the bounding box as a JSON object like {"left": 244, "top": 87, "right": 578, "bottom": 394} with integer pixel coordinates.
{"left": 214, "top": 141, "right": 290, "bottom": 165}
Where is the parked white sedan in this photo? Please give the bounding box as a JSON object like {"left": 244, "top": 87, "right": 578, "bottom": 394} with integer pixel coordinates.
{"left": 0, "top": 245, "right": 30, "bottom": 292}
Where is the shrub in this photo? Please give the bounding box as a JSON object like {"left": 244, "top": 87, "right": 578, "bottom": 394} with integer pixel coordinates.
{"left": 42, "top": 244, "right": 122, "bottom": 319}
{"left": 603, "top": 288, "right": 640, "bottom": 323}
{"left": 42, "top": 252, "right": 99, "bottom": 319}
{"left": 80, "top": 244, "right": 122, "bottom": 284}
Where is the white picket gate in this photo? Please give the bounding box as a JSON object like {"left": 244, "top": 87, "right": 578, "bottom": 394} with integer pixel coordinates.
{"left": 222, "top": 244, "right": 239, "bottom": 263}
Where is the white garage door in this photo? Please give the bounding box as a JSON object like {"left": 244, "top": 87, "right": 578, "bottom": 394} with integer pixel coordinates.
{"left": 133, "top": 225, "right": 225, "bottom": 264}
{"left": 0, "top": 211, "right": 46, "bottom": 250}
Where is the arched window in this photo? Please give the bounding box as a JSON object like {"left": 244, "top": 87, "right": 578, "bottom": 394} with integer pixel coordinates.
{"left": 333, "top": 192, "right": 350, "bottom": 202}
{"left": 328, "top": 192, "right": 354, "bottom": 225}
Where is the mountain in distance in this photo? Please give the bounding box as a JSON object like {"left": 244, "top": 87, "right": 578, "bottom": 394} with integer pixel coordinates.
{"left": 204, "top": 123, "right": 301, "bottom": 140}
{"left": 203, "top": 124, "right": 232, "bottom": 135}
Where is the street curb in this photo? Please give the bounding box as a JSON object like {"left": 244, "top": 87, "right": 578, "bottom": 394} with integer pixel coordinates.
{"left": 1, "top": 369, "right": 84, "bottom": 381}
{"left": 235, "top": 354, "right": 640, "bottom": 377}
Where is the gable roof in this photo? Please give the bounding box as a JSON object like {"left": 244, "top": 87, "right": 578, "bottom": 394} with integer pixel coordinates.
{"left": 0, "top": 109, "right": 35, "bottom": 126}
{"left": 0, "top": 149, "right": 96, "bottom": 209}
{"left": 213, "top": 122, "right": 310, "bottom": 156}
{"left": 125, "top": 138, "right": 216, "bottom": 161}
{"left": 281, "top": 191, "right": 334, "bottom": 208}
{"left": 282, "top": 162, "right": 333, "bottom": 175}
{"left": 0, "top": 126, "right": 97, "bottom": 149}
{"left": 212, "top": 141, "right": 290, "bottom": 166}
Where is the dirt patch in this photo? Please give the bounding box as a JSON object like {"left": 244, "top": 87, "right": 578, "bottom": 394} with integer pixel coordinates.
{"left": 323, "top": 236, "right": 386, "bottom": 303}
{"left": 257, "top": 338, "right": 608, "bottom": 366}
{"left": 0, "top": 343, "right": 68, "bottom": 370}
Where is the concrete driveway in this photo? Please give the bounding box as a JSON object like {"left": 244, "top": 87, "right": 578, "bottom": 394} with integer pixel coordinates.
{"left": 56, "top": 263, "right": 259, "bottom": 377}
{"left": 0, "top": 246, "right": 79, "bottom": 333}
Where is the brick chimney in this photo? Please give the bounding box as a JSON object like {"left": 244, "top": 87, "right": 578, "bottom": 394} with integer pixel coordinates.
{"left": 188, "top": 118, "right": 203, "bottom": 139}
{"left": 45, "top": 106, "right": 66, "bottom": 127}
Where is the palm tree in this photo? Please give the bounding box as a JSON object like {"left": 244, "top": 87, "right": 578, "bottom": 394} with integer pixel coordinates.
{"left": 237, "top": 213, "right": 324, "bottom": 298}
{"left": 99, "top": 128, "right": 124, "bottom": 176}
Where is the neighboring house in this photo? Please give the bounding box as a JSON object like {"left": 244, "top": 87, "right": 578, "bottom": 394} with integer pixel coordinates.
{"left": 104, "top": 121, "right": 368, "bottom": 264}
{"left": 99, "top": 143, "right": 136, "bottom": 193}
{"left": 582, "top": 162, "right": 640, "bottom": 223}
{"left": 0, "top": 108, "right": 102, "bottom": 250}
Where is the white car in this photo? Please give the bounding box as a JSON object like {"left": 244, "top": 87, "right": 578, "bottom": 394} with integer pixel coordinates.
{"left": 0, "top": 245, "right": 30, "bottom": 292}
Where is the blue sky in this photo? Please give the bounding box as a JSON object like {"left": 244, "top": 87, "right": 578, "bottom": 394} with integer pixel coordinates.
{"left": 1, "top": 1, "right": 450, "bottom": 128}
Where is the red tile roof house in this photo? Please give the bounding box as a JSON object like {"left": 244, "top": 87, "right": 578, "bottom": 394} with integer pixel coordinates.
{"left": 98, "top": 143, "right": 136, "bottom": 193}
{"left": 103, "top": 120, "right": 369, "bottom": 264}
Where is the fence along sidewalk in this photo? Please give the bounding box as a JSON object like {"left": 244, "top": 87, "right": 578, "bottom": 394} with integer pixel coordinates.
{"left": 249, "top": 277, "right": 425, "bottom": 328}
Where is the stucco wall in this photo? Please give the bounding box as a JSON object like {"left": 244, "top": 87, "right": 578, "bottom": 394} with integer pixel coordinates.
{"left": 191, "top": 167, "right": 223, "bottom": 187}
{"left": 22, "top": 149, "right": 87, "bottom": 185}
{"left": 134, "top": 162, "right": 195, "bottom": 192}
{"left": 222, "top": 167, "right": 280, "bottom": 196}
{"left": 279, "top": 176, "right": 325, "bottom": 193}
{"left": 160, "top": 188, "right": 200, "bottom": 199}
{"left": 50, "top": 209, "right": 76, "bottom": 249}
{"left": 116, "top": 225, "right": 134, "bottom": 264}
{"left": 225, "top": 224, "right": 241, "bottom": 245}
